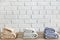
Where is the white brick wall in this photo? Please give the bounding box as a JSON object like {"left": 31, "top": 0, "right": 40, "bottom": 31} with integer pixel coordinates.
{"left": 0, "top": 0, "right": 60, "bottom": 32}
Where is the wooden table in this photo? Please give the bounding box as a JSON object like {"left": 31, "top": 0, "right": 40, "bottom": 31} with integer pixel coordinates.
{"left": 15, "top": 32, "right": 60, "bottom": 40}
{"left": 1, "top": 32, "right": 60, "bottom": 40}
{"left": 16, "top": 38, "right": 60, "bottom": 40}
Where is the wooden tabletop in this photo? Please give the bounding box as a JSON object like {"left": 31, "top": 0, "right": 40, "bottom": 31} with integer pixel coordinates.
{"left": 16, "top": 38, "right": 60, "bottom": 40}
{"left": 1, "top": 32, "right": 60, "bottom": 40}
{"left": 15, "top": 32, "right": 60, "bottom": 40}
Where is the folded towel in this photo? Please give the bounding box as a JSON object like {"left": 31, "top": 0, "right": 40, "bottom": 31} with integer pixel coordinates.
{"left": 45, "top": 33, "right": 59, "bottom": 39}
{"left": 44, "top": 27, "right": 55, "bottom": 33}
{"left": 44, "top": 27, "right": 59, "bottom": 39}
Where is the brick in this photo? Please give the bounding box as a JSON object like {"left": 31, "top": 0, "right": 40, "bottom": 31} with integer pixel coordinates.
{"left": 18, "top": 6, "right": 31, "bottom": 10}
{"left": 56, "top": 15, "right": 60, "bottom": 19}
{"left": 32, "top": 24, "right": 43, "bottom": 28}
{"left": 0, "top": 15, "right": 5, "bottom": 19}
{"left": 0, "top": 0, "right": 5, "bottom": 2}
{"left": 32, "top": 0, "right": 44, "bottom": 2}
{"left": 32, "top": 10, "right": 40, "bottom": 15}
{"left": 12, "top": 19, "right": 24, "bottom": 24}
{"left": 50, "top": 0, "right": 56, "bottom": 1}
{"left": 57, "top": 0, "right": 60, "bottom": 2}
{"left": 32, "top": 15, "right": 44, "bottom": 19}
{"left": 56, "top": 6, "right": 60, "bottom": 10}
{"left": 32, "top": 6, "right": 44, "bottom": 10}
{"left": 26, "top": 10, "right": 32, "bottom": 15}
{"left": 39, "top": 26, "right": 45, "bottom": 32}
{"left": 24, "top": 19, "right": 37, "bottom": 24}
{"left": 45, "top": 6, "right": 57, "bottom": 10}
{"left": 46, "top": 10, "right": 53, "bottom": 15}
{"left": 0, "top": 2, "right": 11, "bottom": 6}
{"left": 40, "top": 10, "right": 46, "bottom": 15}
{"left": 19, "top": 24, "right": 31, "bottom": 28}
{"left": 0, "top": 24, "right": 4, "bottom": 32}
{"left": 45, "top": 23, "right": 51, "bottom": 27}
{"left": 0, "top": 7, "right": 5, "bottom": 11}
{"left": 32, "top": 23, "right": 44, "bottom": 32}
{"left": 0, "top": 11, "right": 6, "bottom": 15}
{"left": 44, "top": 0, "right": 56, "bottom": 2}
{"left": 57, "top": 23, "right": 60, "bottom": 30}
{"left": 38, "top": 2, "right": 50, "bottom": 6}
{"left": 52, "top": 10, "right": 60, "bottom": 15}
{"left": 19, "top": 10, "right": 26, "bottom": 15}
{"left": 50, "top": 15, "right": 57, "bottom": 19}
{"left": 45, "top": 23, "right": 56, "bottom": 29}
{"left": 5, "top": 0, "right": 17, "bottom": 2}
{"left": 18, "top": 15, "right": 31, "bottom": 19}
{"left": 6, "top": 10, "right": 13, "bottom": 15}
{"left": 11, "top": 2, "right": 24, "bottom": 6}
{"left": 12, "top": 10, "right": 19, "bottom": 15}
{"left": 31, "top": 27, "right": 40, "bottom": 32}
{"left": 37, "top": 18, "right": 50, "bottom": 24}
{"left": 5, "top": 6, "right": 17, "bottom": 11}
{"left": 44, "top": 15, "right": 51, "bottom": 20}
{"left": 25, "top": 2, "right": 37, "bottom": 6}
{"left": 4, "top": 24, "right": 19, "bottom": 28}
{"left": 51, "top": 2, "right": 60, "bottom": 6}
{"left": 4, "top": 15, "right": 17, "bottom": 19}
{"left": 18, "top": 0, "right": 31, "bottom": 2}
{"left": 54, "top": 15, "right": 60, "bottom": 24}
{"left": 51, "top": 20, "right": 57, "bottom": 25}
{"left": 0, "top": 19, "right": 11, "bottom": 24}
{"left": 50, "top": 15, "right": 57, "bottom": 24}
{"left": 46, "top": 10, "right": 59, "bottom": 15}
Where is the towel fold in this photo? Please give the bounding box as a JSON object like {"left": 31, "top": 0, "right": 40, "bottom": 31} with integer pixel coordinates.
{"left": 44, "top": 27, "right": 55, "bottom": 33}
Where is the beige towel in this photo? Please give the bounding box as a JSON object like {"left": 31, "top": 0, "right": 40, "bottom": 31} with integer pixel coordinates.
{"left": 2, "top": 27, "right": 16, "bottom": 38}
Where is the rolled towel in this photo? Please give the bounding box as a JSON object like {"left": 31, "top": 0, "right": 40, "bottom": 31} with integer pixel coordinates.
{"left": 2, "top": 27, "right": 16, "bottom": 38}
{"left": 44, "top": 27, "right": 55, "bottom": 33}
{"left": 44, "top": 27, "right": 59, "bottom": 39}
{"left": 45, "top": 33, "right": 59, "bottom": 39}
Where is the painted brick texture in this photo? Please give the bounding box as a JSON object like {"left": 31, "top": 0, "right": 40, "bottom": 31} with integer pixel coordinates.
{"left": 0, "top": 0, "right": 60, "bottom": 32}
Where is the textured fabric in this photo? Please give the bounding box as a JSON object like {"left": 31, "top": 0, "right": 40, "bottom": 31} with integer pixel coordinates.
{"left": 44, "top": 27, "right": 55, "bottom": 33}
{"left": 44, "top": 27, "right": 59, "bottom": 39}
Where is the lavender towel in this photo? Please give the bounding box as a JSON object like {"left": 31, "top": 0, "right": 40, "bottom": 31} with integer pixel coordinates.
{"left": 44, "top": 27, "right": 59, "bottom": 39}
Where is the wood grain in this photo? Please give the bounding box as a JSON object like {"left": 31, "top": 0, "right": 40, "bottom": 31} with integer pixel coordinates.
{"left": 1, "top": 32, "right": 60, "bottom": 40}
